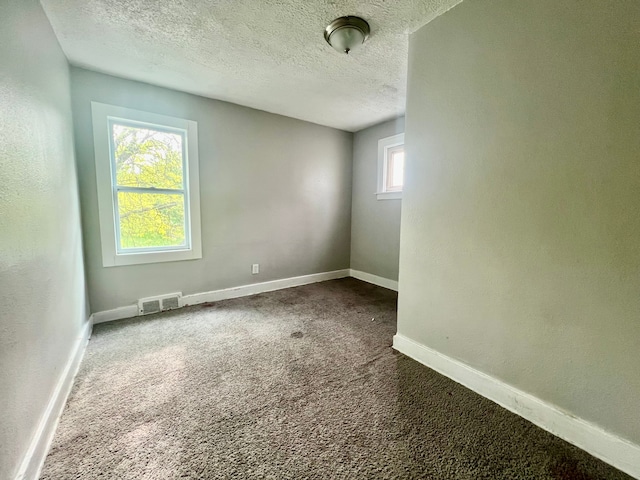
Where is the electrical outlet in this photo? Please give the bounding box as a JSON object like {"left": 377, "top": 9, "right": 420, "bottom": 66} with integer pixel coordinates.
{"left": 252, "top": 263, "right": 259, "bottom": 274}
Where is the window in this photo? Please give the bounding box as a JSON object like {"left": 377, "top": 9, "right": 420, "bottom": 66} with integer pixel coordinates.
{"left": 91, "top": 102, "right": 202, "bottom": 267}
{"left": 377, "top": 133, "right": 405, "bottom": 200}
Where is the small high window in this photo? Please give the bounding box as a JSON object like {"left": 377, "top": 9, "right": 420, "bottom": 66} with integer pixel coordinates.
{"left": 91, "top": 103, "right": 202, "bottom": 267}
{"left": 377, "top": 133, "right": 405, "bottom": 200}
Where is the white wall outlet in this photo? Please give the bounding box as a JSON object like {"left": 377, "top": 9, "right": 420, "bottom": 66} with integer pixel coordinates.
{"left": 252, "top": 263, "right": 259, "bottom": 274}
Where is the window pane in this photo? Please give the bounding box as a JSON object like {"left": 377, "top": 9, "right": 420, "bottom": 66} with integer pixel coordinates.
{"left": 112, "top": 123, "right": 184, "bottom": 189}
{"left": 386, "top": 148, "right": 405, "bottom": 191}
{"left": 117, "top": 191, "right": 186, "bottom": 249}
{"left": 391, "top": 150, "right": 405, "bottom": 187}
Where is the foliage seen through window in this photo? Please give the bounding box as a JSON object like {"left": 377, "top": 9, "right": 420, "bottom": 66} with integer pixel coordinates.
{"left": 111, "top": 123, "right": 187, "bottom": 250}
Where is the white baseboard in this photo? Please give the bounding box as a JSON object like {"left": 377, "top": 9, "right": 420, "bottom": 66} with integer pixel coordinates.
{"left": 349, "top": 269, "right": 398, "bottom": 291}
{"left": 393, "top": 334, "right": 640, "bottom": 479}
{"left": 92, "top": 269, "right": 400, "bottom": 325}
{"left": 91, "top": 269, "right": 352, "bottom": 324}
{"left": 182, "top": 269, "right": 351, "bottom": 306}
{"left": 16, "top": 317, "right": 93, "bottom": 480}
{"left": 92, "top": 305, "right": 139, "bottom": 324}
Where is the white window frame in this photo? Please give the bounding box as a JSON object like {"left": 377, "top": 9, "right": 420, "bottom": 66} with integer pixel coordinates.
{"left": 91, "top": 102, "right": 202, "bottom": 267}
{"left": 376, "top": 133, "right": 405, "bottom": 200}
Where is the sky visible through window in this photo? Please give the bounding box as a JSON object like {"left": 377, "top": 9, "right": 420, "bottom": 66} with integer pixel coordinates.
{"left": 386, "top": 148, "right": 405, "bottom": 191}
{"left": 390, "top": 150, "right": 404, "bottom": 188}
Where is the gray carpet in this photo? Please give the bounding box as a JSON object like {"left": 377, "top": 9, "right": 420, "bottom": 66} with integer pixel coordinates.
{"left": 41, "top": 278, "right": 630, "bottom": 479}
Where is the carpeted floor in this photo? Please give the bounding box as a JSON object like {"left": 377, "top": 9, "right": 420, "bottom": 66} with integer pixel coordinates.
{"left": 41, "top": 278, "right": 630, "bottom": 479}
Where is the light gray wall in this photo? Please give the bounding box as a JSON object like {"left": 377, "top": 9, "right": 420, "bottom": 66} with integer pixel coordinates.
{"left": 70, "top": 68, "right": 353, "bottom": 312}
{"left": 0, "top": 1, "right": 89, "bottom": 477}
{"left": 350, "top": 118, "right": 404, "bottom": 280}
{"left": 398, "top": 0, "right": 640, "bottom": 445}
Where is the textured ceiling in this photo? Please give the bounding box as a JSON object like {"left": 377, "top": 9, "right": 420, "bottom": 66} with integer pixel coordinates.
{"left": 40, "top": 0, "right": 461, "bottom": 132}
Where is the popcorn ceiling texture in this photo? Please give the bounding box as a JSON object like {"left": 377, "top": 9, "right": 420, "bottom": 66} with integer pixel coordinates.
{"left": 39, "top": 0, "right": 461, "bottom": 131}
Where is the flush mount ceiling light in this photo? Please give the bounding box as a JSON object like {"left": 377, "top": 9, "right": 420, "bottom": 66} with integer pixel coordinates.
{"left": 324, "top": 16, "right": 370, "bottom": 54}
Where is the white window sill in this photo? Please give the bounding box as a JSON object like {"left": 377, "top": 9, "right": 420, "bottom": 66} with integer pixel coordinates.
{"left": 376, "top": 192, "right": 402, "bottom": 200}
{"left": 103, "top": 247, "right": 202, "bottom": 267}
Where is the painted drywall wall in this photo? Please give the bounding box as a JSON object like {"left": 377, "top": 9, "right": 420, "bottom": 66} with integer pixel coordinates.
{"left": 398, "top": 0, "right": 640, "bottom": 446}
{"left": 70, "top": 68, "right": 353, "bottom": 312}
{"left": 350, "top": 118, "right": 405, "bottom": 281}
{"left": 0, "top": 1, "right": 89, "bottom": 477}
